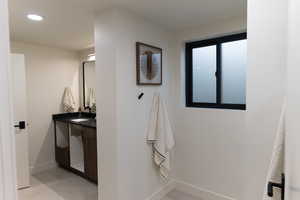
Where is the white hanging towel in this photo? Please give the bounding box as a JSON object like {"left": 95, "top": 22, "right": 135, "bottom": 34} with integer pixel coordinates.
{"left": 147, "top": 93, "right": 175, "bottom": 179}
{"left": 264, "top": 103, "right": 285, "bottom": 200}
{"left": 63, "top": 87, "right": 76, "bottom": 112}
{"left": 88, "top": 88, "right": 96, "bottom": 108}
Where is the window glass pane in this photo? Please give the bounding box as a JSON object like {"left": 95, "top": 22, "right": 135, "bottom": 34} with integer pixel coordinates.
{"left": 221, "top": 40, "right": 247, "bottom": 104}
{"left": 192, "top": 45, "right": 217, "bottom": 103}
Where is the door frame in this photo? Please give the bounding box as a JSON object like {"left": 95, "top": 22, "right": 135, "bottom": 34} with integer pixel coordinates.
{"left": 0, "top": 0, "right": 18, "bottom": 199}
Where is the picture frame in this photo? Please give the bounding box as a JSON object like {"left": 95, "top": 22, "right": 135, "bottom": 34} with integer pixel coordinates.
{"left": 136, "top": 42, "right": 162, "bottom": 85}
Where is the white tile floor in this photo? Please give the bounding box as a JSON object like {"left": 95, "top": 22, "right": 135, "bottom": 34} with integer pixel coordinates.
{"left": 18, "top": 167, "right": 200, "bottom": 200}
{"left": 18, "top": 167, "right": 98, "bottom": 200}
{"left": 162, "top": 190, "right": 203, "bottom": 200}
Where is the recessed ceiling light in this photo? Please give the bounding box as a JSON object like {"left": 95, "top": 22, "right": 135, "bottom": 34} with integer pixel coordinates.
{"left": 27, "top": 14, "right": 44, "bottom": 21}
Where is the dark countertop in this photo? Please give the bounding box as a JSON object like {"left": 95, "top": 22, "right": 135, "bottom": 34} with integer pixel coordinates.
{"left": 53, "top": 112, "right": 96, "bottom": 129}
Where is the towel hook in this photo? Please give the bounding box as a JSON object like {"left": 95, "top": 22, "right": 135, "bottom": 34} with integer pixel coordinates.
{"left": 138, "top": 92, "right": 144, "bottom": 100}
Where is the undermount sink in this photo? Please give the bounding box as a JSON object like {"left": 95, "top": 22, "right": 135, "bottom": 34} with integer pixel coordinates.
{"left": 71, "top": 118, "right": 90, "bottom": 122}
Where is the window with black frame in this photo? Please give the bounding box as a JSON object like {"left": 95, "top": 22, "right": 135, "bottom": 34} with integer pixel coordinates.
{"left": 185, "top": 33, "right": 247, "bottom": 110}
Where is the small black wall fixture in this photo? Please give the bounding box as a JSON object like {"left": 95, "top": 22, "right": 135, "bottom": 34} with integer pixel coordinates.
{"left": 138, "top": 92, "right": 144, "bottom": 100}
{"left": 268, "top": 173, "right": 285, "bottom": 200}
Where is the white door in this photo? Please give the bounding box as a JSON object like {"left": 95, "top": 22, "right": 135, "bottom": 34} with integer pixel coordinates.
{"left": 11, "top": 54, "right": 30, "bottom": 189}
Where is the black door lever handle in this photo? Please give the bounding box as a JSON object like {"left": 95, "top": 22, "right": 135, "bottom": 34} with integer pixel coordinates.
{"left": 14, "top": 121, "right": 26, "bottom": 130}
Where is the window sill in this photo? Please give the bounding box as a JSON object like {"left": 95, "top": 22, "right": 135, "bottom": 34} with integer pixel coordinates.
{"left": 186, "top": 103, "right": 246, "bottom": 110}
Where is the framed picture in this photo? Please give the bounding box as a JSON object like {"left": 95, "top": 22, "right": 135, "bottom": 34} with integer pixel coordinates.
{"left": 136, "top": 42, "right": 162, "bottom": 85}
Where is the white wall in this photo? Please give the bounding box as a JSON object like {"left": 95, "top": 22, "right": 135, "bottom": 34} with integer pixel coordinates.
{"left": 244, "top": 0, "right": 288, "bottom": 199}
{"left": 173, "top": 2, "right": 288, "bottom": 199}
{"left": 173, "top": 17, "right": 247, "bottom": 200}
{"left": 10, "top": 41, "right": 80, "bottom": 174}
{"left": 95, "top": 9, "right": 175, "bottom": 200}
{"left": 286, "top": 0, "right": 300, "bottom": 199}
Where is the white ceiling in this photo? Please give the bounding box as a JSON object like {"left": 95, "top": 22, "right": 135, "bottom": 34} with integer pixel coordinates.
{"left": 9, "top": 0, "right": 247, "bottom": 51}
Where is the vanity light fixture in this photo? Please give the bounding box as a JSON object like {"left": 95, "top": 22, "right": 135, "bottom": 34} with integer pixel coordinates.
{"left": 27, "top": 14, "right": 44, "bottom": 21}
{"left": 87, "top": 54, "right": 96, "bottom": 61}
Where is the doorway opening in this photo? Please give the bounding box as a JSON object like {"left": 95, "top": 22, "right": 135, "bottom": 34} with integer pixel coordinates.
{"left": 8, "top": 1, "right": 98, "bottom": 199}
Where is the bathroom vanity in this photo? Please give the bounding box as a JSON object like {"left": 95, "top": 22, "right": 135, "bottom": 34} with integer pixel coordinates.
{"left": 52, "top": 112, "right": 97, "bottom": 183}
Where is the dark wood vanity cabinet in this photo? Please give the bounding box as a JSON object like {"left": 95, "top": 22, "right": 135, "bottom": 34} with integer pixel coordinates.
{"left": 53, "top": 113, "right": 97, "bottom": 184}
{"left": 82, "top": 128, "right": 98, "bottom": 182}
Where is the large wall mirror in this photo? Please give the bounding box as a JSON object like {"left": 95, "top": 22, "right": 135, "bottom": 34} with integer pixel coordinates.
{"left": 83, "top": 61, "right": 96, "bottom": 111}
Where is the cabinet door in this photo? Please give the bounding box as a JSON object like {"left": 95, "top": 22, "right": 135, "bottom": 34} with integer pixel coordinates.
{"left": 55, "top": 121, "right": 70, "bottom": 168}
{"left": 83, "top": 128, "right": 98, "bottom": 183}
{"left": 70, "top": 124, "right": 85, "bottom": 173}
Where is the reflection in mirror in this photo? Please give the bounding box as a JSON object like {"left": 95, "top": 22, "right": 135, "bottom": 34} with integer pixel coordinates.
{"left": 83, "top": 61, "right": 96, "bottom": 112}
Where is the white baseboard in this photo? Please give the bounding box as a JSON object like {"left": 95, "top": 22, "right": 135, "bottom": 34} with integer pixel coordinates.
{"left": 145, "top": 180, "right": 176, "bottom": 200}
{"left": 30, "top": 161, "right": 57, "bottom": 175}
{"left": 145, "top": 179, "right": 237, "bottom": 200}
{"left": 174, "top": 180, "right": 236, "bottom": 200}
